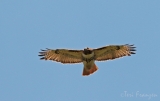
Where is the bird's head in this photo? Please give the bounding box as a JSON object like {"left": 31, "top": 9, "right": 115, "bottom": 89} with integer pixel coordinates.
{"left": 83, "top": 47, "right": 93, "bottom": 55}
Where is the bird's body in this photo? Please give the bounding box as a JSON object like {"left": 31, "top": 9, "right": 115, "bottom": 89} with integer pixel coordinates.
{"left": 39, "top": 44, "right": 136, "bottom": 76}
{"left": 82, "top": 50, "right": 98, "bottom": 75}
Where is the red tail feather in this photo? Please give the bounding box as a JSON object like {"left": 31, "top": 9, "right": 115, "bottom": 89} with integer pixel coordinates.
{"left": 82, "top": 64, "right": 98, "bottom": 76}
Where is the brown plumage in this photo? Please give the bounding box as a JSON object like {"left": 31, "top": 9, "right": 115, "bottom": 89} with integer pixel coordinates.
{"left": 39, "top": 44, "right": 136, "bottom": 76}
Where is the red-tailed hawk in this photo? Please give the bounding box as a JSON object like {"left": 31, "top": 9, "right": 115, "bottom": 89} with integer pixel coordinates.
{"left": 39, "top": 44, "right": 136, "bottom": 76}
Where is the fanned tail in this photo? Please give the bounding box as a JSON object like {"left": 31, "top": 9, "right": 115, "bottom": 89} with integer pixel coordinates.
{"left": 82, "top": 64, "right": 98, "bottom": 76}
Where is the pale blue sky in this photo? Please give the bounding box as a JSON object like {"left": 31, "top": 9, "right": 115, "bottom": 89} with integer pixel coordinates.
{"left": 0, "top": 0, "right": 160, "bottom": 101}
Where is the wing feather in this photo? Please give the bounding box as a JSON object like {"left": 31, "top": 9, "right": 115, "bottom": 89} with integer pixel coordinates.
{"left": 39, "top": 48, "right": 83, "bottom": 64}
{"left": 94, "top": 44, "right": 136, "bottom": 61}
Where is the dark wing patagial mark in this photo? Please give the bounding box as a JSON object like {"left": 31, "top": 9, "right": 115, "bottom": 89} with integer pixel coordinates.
{"left": 55, "top": 49, "right": 60, "bottom": 54}
{"left": 68, "top": 50, "right": 81, "bottom": 52}
{"left": 95, "top": 46, "right": 106, "bottom": 50}
{"left": 116, "top": 46, "right": 120, "bottom": 50}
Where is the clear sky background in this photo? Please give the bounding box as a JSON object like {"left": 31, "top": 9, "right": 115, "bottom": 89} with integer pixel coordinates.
{"left": 1, "top": 0, "right": 160, "bottom": 101}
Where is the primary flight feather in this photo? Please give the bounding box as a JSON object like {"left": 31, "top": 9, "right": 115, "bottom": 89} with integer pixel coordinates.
{"left": 39, "top": 44, "right": 136, "bottom": 76}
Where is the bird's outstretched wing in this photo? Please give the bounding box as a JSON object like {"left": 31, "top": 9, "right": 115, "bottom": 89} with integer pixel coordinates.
{"left": 93, "top": 44, "right": 136, "bottom": 61}
{"left": 39, "top": 49, "right": 83, "bottom": 64}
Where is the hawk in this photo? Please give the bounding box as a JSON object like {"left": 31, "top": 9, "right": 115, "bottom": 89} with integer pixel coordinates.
{"left": 39, "top": 44, "right": 136, "bottom": 76}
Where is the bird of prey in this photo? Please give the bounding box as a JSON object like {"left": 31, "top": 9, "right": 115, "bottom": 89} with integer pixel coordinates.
{"left": 39, "top": 44, "right": 136, "bottom": 76}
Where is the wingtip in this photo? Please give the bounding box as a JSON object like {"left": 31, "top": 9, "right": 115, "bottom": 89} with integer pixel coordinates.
{"left": 40, "top": 57, "right": 46, "bottom": 60}
{"left": 40, "top": 49, "right": 45, "bottom": 51}
{"left": 40, "top": 48, "right": 50, "bottom": 51}
{"left": 39, "top": 49, "right": 47, "bottom": 60}
{"left": 130, "top": 52, "right": 136, "bottom": 54}
{"left": 130, "top": 49, "right": 136, "bottom": 51}
{"left": 38, "top": 54, "right": 44, "bottom": 56}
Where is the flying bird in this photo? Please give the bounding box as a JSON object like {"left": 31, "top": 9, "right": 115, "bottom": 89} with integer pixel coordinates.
{"left": 39, "top": 44, "right": 136, "bottom": 76}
